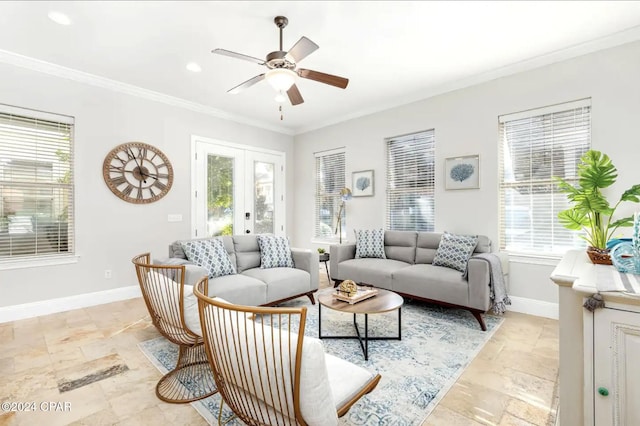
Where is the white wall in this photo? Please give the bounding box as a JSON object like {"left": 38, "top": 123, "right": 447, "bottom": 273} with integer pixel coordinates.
{"left": 292, "top": 40, "right": 640, "bottom": 305}
{"left": 0, "top": 62, "right": 293, "bottom": 307}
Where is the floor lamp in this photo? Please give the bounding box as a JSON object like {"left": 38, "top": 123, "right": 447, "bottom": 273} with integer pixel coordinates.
{"left": 335, "top": 187, "right": 352, "bottom": 244}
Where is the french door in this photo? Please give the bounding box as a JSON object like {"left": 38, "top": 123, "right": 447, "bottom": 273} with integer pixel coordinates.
{"left": 192, "top": 138, "right": 285, "bottom": 238}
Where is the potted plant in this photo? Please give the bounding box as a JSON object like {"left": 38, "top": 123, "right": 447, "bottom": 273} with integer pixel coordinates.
{"left": 556, "top": 150, "right": 640, "bottom": 264}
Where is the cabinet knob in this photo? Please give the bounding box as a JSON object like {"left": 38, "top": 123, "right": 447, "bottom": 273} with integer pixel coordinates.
{"left": 597, "top": 387, "right": 609, "bottom": 396}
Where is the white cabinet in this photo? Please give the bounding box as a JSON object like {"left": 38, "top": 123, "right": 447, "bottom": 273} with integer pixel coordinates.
{"left": 591, "top": 306, "right": 640, "bottom": 425}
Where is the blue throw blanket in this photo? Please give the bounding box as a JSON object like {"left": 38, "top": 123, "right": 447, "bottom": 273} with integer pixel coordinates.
{"left": 464, "top": 253, "right": 511, "bottom": 315}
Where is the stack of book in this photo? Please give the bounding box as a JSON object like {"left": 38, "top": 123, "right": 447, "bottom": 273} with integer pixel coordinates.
{"left": 333, "top": 287, "right": 378, "bottom": 304}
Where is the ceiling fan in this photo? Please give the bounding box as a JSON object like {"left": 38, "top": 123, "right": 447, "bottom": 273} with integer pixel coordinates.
{"left": 212, "top": 16, "right": 349, "bottom": 106}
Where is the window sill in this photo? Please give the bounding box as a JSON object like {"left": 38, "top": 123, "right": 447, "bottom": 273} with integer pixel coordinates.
{"left": 0, "top": 254, "right": 80, "bottom": 270}
{"left": 502, "top": 251, "right": 563, "bottom": 266}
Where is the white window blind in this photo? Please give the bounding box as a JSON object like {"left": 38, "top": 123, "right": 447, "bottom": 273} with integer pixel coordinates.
{"left": 314, "top": 149, "right": 345, "bottom": 241}
{"left": 0, "top": 106, "right": 74, "bottom": 260}
{"left": 386, "top": 130, "right": 435, "bottom": 231}
{"left": 498, "top": 100, "right": 591, "bottom": 256}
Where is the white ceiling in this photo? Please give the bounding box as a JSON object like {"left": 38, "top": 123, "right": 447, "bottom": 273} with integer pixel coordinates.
{"left": 1, "top": 1, "right": 640, "bottom": 135}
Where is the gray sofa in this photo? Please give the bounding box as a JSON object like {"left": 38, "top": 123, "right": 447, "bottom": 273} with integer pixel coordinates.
{"left": 164, "top": 234, "right": 319, "bottom": 306}
{"left": 330, "top": 231, "right": 509, "bottom": 330}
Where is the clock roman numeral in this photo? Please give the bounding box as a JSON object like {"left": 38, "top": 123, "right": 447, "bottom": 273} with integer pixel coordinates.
{"left": 153, "top": 180, "right": 167, "bottom": 191}
{"left": 148, "top": 187, "right": 156, "bottom": 198}
{"left": 110, "top": 176, "right": 127, "bottom": 187}
{"left": 138, "top": 147, "right": 147, "bottom": 160}
{"left": 122, "top": 184, "right": 134, "bottom": 197}
{"left": 137, "top": 188, "right": 144, "bottom": 200}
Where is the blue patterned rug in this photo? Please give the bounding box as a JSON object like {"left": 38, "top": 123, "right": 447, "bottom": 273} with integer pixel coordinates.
{"left": 139, "top": 297, "right": 503, "bottom": 425}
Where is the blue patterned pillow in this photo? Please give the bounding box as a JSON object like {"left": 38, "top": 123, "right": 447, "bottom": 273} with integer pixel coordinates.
{"left": 355, "top": 229, "right": 386, "bottom": 259}
{"left": 432, "top": 232, "right": 478, "bottom": 273}
{"left": 257, "top": 235, "right": 294, "bottom": 268}
{"left": 180, "top": 238, "right": 236, "bottom": 278}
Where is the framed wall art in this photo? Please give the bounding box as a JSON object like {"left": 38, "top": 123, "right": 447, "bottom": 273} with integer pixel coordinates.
{"left": 445, "top": 155, "right": 479, "bottom": 190}
{"left": 352, "top": 170, "right": 374, "bottom": 197}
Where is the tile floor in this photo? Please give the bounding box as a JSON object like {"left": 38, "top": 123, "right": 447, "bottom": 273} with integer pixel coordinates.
{"left": 0, "top": 271, "right": 558, "bottom": 425}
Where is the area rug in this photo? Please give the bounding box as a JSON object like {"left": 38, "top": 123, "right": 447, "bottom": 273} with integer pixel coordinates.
{"left": 139, "top": 298, "right": 503, "bottom": 425}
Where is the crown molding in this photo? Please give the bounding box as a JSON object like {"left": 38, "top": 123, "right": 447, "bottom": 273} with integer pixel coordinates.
{"left": 0, "top": 49, "right": 294, "bottom": 136}
{"left": 294, "top": 25, "right": 640, "bottom": 135}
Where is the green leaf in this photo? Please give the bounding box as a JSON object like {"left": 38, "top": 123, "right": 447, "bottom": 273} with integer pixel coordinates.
{"left": 578, "top": 150, "right": 617, "bottom": 190}
{"left": 558, "top": 209, "right": 589, "bottom": 230}
{"left": 620, "top": 184, "right": 640, "bottom": 203}
{"left": 610, "top": 216, "right": 634, "bottom": 228}
{"left": 572, "top": 191, "right": 610, "bottom": 213}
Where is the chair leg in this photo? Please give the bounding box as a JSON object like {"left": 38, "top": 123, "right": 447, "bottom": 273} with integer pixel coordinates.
{"left": 470, "top": 310, "right": 487, "bottom": 331}
{"left": 155, "top": 342, "right": 217, "bottom": 403}
{"left": 306, "top": 291, "right": 316, "bottom": 305}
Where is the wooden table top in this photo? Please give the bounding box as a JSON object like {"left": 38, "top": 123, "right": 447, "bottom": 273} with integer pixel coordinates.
{"left": 317, "top": 287, "right": 404, "bottom": 314}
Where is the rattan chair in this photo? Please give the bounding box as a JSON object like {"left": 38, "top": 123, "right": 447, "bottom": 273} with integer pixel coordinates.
{"left": 132, "top": 253, "right": 217, "bottom": 403}
{"left": 194, "top": 276, "right": 381, "bottom": 426}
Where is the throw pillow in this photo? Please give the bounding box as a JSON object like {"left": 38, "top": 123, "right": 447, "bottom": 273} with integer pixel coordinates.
{"left": 257, "top": 235, "right": 294, "bottom": 268}
{"left": 432, "top": 231, "right": 479, "bottom": 273}
{"left": 180, "top": 238, "right": 236, "bottom": 278}
{"left": 354, "top": 228, "right": 386, "bottom": 259}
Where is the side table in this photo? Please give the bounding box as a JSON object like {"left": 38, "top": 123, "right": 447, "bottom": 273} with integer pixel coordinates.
{"left": 319, "top": 252, "right": 330, "bottom": 283}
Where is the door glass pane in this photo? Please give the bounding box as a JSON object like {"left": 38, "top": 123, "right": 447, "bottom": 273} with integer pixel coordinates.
{"left": 207, "top": 155, "right": 234, "bottom": 236}
{"left": 254, "top": 161, "right": 274, "bottom": 234}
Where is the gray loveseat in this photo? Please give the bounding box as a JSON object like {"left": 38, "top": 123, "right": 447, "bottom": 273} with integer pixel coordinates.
{"left": 165, "top": 234, "right": 319, "bottom": 306}
{"left": 330, "top": 231, "right": 509, "bottom": 330}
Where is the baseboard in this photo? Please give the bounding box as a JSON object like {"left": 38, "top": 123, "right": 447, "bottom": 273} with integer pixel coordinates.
{"left": 0, "top": 285, "right": 141, "bottom": 323}
{"left": 507, "top": 295, "right": 559, "bottom": 320}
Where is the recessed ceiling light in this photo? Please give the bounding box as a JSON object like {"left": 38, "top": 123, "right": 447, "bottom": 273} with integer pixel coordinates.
{"left": 186, "top": 62, "right": 202, "bottom": 73}
{"left": 48, "top": 11, "right": 71, "bottom": 26}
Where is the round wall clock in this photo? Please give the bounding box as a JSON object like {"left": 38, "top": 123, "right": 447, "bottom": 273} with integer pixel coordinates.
{"left": 103, "top": 142, "right": 174, "bottom": 204}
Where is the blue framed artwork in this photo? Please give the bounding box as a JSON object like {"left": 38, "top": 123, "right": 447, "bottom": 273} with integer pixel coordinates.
{"left": 445, "top": 155, "right": 479, "bottom": 190}
{"left": 352, "top": 170, "right": 374, "bottom": 197}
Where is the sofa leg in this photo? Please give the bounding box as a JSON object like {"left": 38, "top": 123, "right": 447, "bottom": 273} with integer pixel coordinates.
{"left": 306, "top": 292, "right": 316, "bottom": 305}
{"left": 470, "top": 310, "right": 487, "bottom": 331}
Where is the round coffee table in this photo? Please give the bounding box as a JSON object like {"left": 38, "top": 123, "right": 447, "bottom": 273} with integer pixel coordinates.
{"left": 317, "top": 287, "right": 403, "bottom": 360}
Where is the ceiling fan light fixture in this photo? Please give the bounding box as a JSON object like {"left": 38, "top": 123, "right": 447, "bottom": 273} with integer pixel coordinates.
{"left": 274, "top": 91, "right": 287, "bottom": 103}
{"left": 266, "top": 68, "right": 296, "bottom": 92}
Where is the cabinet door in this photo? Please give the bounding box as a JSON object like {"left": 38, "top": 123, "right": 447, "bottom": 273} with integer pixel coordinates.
{"left": 594, "top": 307, "right": 640, "bottom": 425}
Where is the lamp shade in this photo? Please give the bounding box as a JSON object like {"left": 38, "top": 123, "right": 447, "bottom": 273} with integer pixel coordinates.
{"left": 266, "top": 68, "right": 296, "bottom": 91}
{"left": 340, "top": 187, "right": 352, "bottom": 201}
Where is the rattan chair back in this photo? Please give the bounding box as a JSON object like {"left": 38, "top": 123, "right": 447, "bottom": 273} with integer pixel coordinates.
{"left": 194, "top": 277, "right": 308, "bottom": 425}
{"left": 132, "top": 253, "right": 216, "bottom": 403}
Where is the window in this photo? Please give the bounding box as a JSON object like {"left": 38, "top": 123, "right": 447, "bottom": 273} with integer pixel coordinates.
{"left": 314, "top": 148, "right": 345, "bottom": 241}
{"left": 498, "top": 99, "right": 591, "bottom": 256}
{"left": 386, "top": 130, "right": 435, "bottom": 231}
{"left": 0, "top": 105, "right": 74, "bottom": 260}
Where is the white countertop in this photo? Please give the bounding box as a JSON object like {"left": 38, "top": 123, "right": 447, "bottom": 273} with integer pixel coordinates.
{"left": 550, "top": 249, "right": 640, "bottom": 307}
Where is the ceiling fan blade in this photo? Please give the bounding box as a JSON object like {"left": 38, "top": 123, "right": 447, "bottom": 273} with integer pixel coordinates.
{"left": 287, "top": 84, "right": 304, "bottom": 106}
{"left": 212, "top": 48, "right": 265, "bottom": 65}
{"left": 228, "top": 74, "right": 265, "bottom": 94}
{"left": 297, "top": 69, "right": 349, "bottom": 89}
{"left": 284, "top": 37, "right": 319, "bottom": 64}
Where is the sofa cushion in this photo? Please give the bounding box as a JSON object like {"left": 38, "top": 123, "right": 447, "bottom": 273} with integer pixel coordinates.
{"left": 432, "top": 232, "right": 478, "bottom": 273}
{"left": 336, "top": 258, "right": 409, "bottom": 289}
{"left": 233, "top": 235, "right": 262, "bottom": 273}
{"left": 414, "top": 232, "right": 441, "bottom": 264}
{"left": 384, "top": 230, "right": 417, "bottom": 264}
{"left": 243, "top": 267, "right": 311, "bottom": 303}
{"left": 392, "top": 264, "right": 470, "bottom": 307}
{"left": 354, "top": 228, "right": 386, "bottom": 259}
{"left": 257, "top": 235, "right": 295, "bottom": 268}
{"left": 180, "top": 238, "right": 237, "bottom": 278}
{"left": 206, "top": 274, "right": 267, "bottom": 306}
{"left": 170, "top": 236, "right": 236, "bottom": 267}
